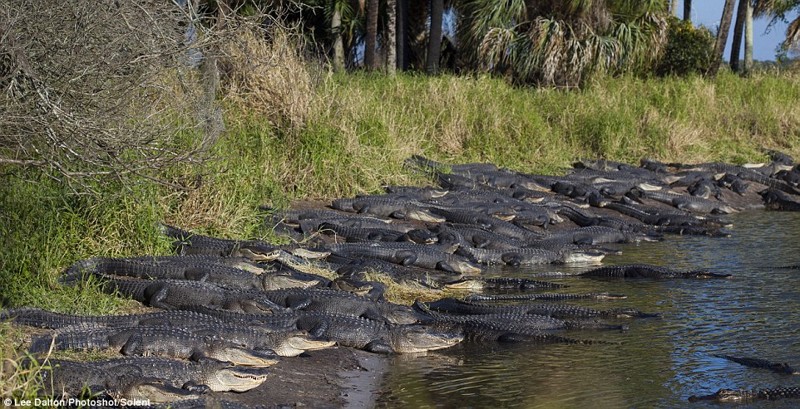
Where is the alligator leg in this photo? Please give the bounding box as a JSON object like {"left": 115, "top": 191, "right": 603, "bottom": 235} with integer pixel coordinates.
{"left": 183, "top": 268, "right": 211, "bottom": 282}
{"left": 394, "top": 250, "right": 417, "bottom": 266}
{"left": 364, "top": 340, "right": 393, "bottom": 354}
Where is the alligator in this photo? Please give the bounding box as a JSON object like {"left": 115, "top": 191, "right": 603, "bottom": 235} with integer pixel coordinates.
{"left": 335, "top": 258, "right": 463, "bottom": 290}
{"left": 464, "top": 292, "right": 627, "bottom": 302}
{"left": 689, "top": 387, "right": 800, "bottom": 402}
{"left": 33, "top": 358, "right": 198, "bottom": 403}
{"left": 185, "top": 324, "right": 335, "bottom": 357}
{"left": 443, "top": 277, "right": 566, "bottom": 291}
{"left": 714, "top": 354, "right": 799, "bottom": 375}
{"left": 62, "top": 256, "right": 273, "bottom": 291}
{"left": 97, "top": 276, "right": 286, "bottom": 313}
{"left": 323, "top": 242, "right": 483, "bottom": 274}
{"left": 1, "top": 308, "right": 229, "bottom": 330}
{"left": 260, "top": 287, "right": 420, "bottom": 324}
{"left": 456, "top": 245, "right": 605, "bottom": 266}
{"left": 316, "top": 221, "right": 433, "bottom": 244}
{"left": 331, "top": 196, "right": 444, "bottom": 223}
{"left": 578, "top": 264, "right": 732, "bottom": 279}
{"left": 160, "top": 224, "right": 280, "bottom": 261}
{"left": 412, "top": 302, "right": 614, "bottom": 344}
{"left": 760, "top": 188, "right": 800, "bottom": 211}
{"left": 628, "top": 188, "right": 738, "bottom": 214}
{"left": 427, "top": 208, "right": 547, "bottom": 241}
{"left": 89, "top": 357, "right": 270, "bottom": 393}
{"left": 29, "top": 326, "right": 281, "bottom": 367}
{"left": 420, "top": 298, "right": 656, "bottom": 320}
{"left": 295, "top": 311, "right": 463, "bottom": 354}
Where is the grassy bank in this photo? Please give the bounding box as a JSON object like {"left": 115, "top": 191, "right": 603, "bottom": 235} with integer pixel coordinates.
{"left": 1, "top": 71, "right": 799, "bottom": 349}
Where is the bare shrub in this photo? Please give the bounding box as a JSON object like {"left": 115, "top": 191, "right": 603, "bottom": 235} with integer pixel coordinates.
{"left": 220, "top": 20, "right": 314, "bottom": 132}
{"left": 0, "top": 0, "right": 262, "bottom": 191}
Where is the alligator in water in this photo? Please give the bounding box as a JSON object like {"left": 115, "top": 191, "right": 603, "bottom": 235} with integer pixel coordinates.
{"left": 295, "top": 311, "right": 463, "bottom": 354}
{"left": 578, "top": 264, "right": 731, "bottom": 279}
{"left": 29, "top": 326, "right": 280, "bottom": 367}
{"left": 689, "top": 387, "right": 800, "bottom": 402}
{"left": 421, "top": 298, "right": 656, "bottom": 320}
{"left": 714, "top": 354, "right": 799, "bottom": 375}
{"left": 464, "top": 292, "right": 627, "bottom": 302}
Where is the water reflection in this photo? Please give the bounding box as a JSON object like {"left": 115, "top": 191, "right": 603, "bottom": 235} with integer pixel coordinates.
{"left": 376, "top": 212, "right": 800, "bottom": 408}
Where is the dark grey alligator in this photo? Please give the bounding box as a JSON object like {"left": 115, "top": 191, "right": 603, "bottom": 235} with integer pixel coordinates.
{"left": 760, "top": 188, "right": 800, "bottom": 211}
{"left": 714, "top": 354, "right": 799, "bottom": 375}
{"left": 260, "top": 287, "right": 419, "bottom": 324}
{"left": 579, "top": 264, "right": 732, "bottom": 279}
{"left": 629, "top": 188, "right": 738, "bottom": 214}
{"left": 443, "top": 277, "right": 566, "bottom": 291}
{"left": 98, "top": 276, "right": 286, "bottom": 313}
{"left": 34, "top": 358, "right": 197, "bottom": 403}
{"left": 295, "top": 311, "right": 463, "bottom": 354}
{"left": 332, "top": 196, "right": 444, "bottom": 223}
{"left": 185, "top": 324, "right": 335, "bottom": 357}
{"left": 421, "top": 298, "right": 656, "bottom": 320}
{"left": 324, "top": 242, "right": 483, "bottom": 274}
{"left": 29, "top": 326, "right": 280, "bottom": 367}
{"left": 161, "top": 224, "right": 280, "bottom": 261}
{"left": 464, "top": 292, "right": 627, "bottom": 302}
{"left": 456, "top": 245, "right": 604, "bottom": 266}
{"left": 90, "top": 357, "right": 270, "bottom": 393}
{"left": 1, "top": 308, "right": 229, "bottom": 330}
{"left": 62, "top": 256, "right": 274, "bottom": 291}
{"left": 689, "top": 387, "right": 800, "bottom": 402}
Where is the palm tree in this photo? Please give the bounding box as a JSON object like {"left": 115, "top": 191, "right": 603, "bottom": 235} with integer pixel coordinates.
{"left": 426, "top": 0, "right": 444, "bottom": 74}
{"left": 755, "top": 0, "right": 800, "bottom": 51}
{"left": 730, "top": 0, "right": 748, "bottom": 72}
{"left": 708, "top": 0, "right": 736, "bottom": 76}
{"left": 684, "top": 0, "right": 692, "bottom": 21}
{"left": 458, "top": 0, "right": 670, "bottom": 87}
{"left": 386, "top": 0, "right": 397, "bottom": 74}
{"left": 331, "top": 0, "right": 346, "bottom": 71}
{"left": 364, "top": 0, "right": 379, "bottom": 69}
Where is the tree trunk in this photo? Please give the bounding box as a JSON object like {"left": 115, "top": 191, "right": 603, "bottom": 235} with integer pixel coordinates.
{"left": 426, "top": 0, "right": 443, "bottom": 74}
{"left": 708, "top": 0, "right": 736, "bottom": 76}
{"left": 743, "top": 0, "right": 754, "bottom": 75}
{"left": 332, "top": 4, "right": 345, "bottom": 72}
{"left": 730, "top": 0, "right": 747, "bottom": 72}
{"left": 671, "top": 0, "right": 679, "bottom": 17}
{"left": 396, "top": 0, "right": 407, "bottom": 71}
{"left": 386, "top": 0, "right": 397, "bottom": 75}
{"left": 684, "top": 0, "right": 692, "bottom": 22}
{"left": 364, "top": 0, "right": 379, "bottom": 70}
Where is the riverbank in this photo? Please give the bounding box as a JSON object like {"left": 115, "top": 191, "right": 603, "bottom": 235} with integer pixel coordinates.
{"left": 1, "top": 71, "right": 799, "bottom": 398}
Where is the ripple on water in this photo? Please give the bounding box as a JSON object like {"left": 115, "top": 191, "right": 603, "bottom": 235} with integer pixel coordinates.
{"left": 376, "top": 212, "right": 800, "bottom": 409}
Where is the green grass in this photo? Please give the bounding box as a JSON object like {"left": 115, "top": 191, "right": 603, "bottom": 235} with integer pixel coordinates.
{"left": 1, "top": 70, "right": 800, "bottom": 394}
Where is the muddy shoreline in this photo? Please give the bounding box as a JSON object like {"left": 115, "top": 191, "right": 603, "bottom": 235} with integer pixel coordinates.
{"left": 217, "top": 347, "right": 388, "bottom": 408}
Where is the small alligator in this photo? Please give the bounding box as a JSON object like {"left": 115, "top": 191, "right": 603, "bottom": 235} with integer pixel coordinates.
{"left": 260, "top": 287, "right": 419, "bottom": 324}
{"left": 295, "top": 311, "right": 463, "bottom": 354}
{"left": 689, "top": 387, "right": 800, "bottom": 402}
{"left": 579, "top": 264, "right": 731, "bottom": 279}
{"left": 714, "top": 354, "right": 799, "bottom": 375}
{"left": 29, "top": 326, "right": 280, "bottom": 367}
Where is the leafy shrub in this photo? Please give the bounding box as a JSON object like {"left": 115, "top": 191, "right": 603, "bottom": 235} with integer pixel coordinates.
{"left": 656, "top": 18, "right": 714, "bottom": 76}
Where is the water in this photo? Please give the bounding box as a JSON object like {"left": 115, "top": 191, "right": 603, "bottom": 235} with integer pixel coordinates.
{"left": 375, "top": 211, "right": 800, "bottom": 408}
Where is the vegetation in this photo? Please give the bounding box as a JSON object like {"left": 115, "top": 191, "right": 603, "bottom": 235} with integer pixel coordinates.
{"left": 657, "top": 18, "right": 715, "bottom": 76}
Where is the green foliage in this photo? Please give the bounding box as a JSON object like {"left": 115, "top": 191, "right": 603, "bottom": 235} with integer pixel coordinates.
{"left": 656, "top": 18, "right": 715, "bottom": 76}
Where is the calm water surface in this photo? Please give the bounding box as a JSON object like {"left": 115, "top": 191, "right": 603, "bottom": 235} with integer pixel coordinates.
{"left": 375, "top": 211, "right": 800, "bottom": 408}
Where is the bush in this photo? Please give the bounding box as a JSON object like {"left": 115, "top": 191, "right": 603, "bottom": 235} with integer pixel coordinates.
{"left": 656, "top": 18, "right": 714, "bottom": 76}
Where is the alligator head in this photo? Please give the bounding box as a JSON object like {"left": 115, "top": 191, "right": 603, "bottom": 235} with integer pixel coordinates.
{"left": 236, "top": 245, "right": 281, "bottom": 262}
{"left": 688, "top": 388, "right": 754, "bottom": 402}
{"left": 271, "top": 333, "right": 336, "bottom": 357}
{"left": 389, "top": 323, "right": 464, "bottom": 354}
{"left": 206, "top": 366, "right": 269, "bottom": 392}
{"left": 204, "top": 345, "right": 280, "bottom": 367}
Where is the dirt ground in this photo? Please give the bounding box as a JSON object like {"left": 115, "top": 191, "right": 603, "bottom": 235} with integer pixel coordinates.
{"left": 216, "top": 347, "right": 388, "bottom": 408}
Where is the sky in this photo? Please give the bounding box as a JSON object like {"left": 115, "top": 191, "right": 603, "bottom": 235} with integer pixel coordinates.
{"left": 678, "top": 0, "right": 792, "bottom": 61}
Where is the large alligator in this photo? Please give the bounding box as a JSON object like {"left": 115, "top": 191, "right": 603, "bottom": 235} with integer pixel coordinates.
{"left": 89, "top": 357, "right": 270, "bottom": 393}
{"left": 578, "top": 264, "right": 731, "bottom": 279}
{"left": 29, "top": 326, "right": 280, "bottom": 367}
{"left": 32, "top": 358, "right": 197, "bottom": 403}
{"left": 464, "top": 292, "right": 627, "bottom": 302}
{"left": 456, "top": 245, "right": 605, "bottom": 266}
{"left": 689, "top": 387, "right": 800, "bottom": 402}
{"left": 331, "top": 196, "right": 445, "bottom": 223}
{"left": 97, "top": 276, "right": 286, "bottom": 313}
{"left": 421, "top": 298, "right": 656, "bottom": 319}
{"left": 1, "top": 308, "right": 228, "bottom": 330}
{"left": 714, "top": 354, "right": 799, "bottom": 375}
{"left": 324, "top": 242, "right": 483, "bottom": 274}
{"left": 161, "top": 224, "right": 281, "bottom": 261}
{"left": 443, "top": 277, "right": 566, "bottom": 291}
{"left": 295, "top": 311, "right": 463, "bottom": 354}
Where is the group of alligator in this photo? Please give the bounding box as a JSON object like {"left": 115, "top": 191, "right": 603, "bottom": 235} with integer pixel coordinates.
{"left": 4, "top": 152, "right": 800, "bottom": 406}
